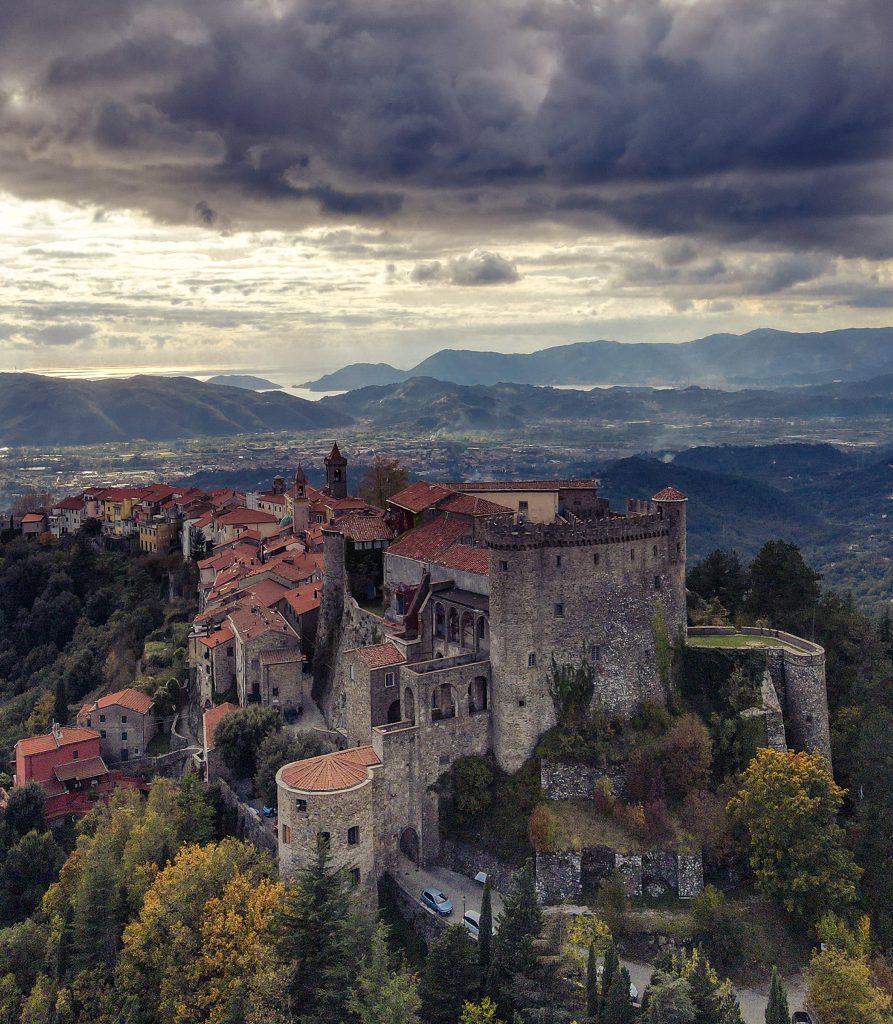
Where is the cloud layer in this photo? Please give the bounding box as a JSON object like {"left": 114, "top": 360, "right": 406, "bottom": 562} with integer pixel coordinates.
{"left": 1, "top": 0, "right": 892, "bottom": 253}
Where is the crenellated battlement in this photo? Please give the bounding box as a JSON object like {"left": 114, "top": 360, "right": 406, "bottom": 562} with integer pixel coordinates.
{"left": 483, "top": 507, "right": 669, "bottom": 550}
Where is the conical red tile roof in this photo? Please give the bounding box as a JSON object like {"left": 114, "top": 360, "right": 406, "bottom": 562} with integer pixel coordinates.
{"left": 280, "top": 745, "right": 380, "bottom": 792}
{"left": 652, "top": 486, "right": 687, "bottom": 501}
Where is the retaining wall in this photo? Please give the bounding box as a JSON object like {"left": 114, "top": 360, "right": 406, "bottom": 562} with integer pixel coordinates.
{"left": 216, "top": 778, "right": 278, "bottom": 856}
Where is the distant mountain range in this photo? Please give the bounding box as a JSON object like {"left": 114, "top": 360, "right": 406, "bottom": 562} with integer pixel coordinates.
{"left": 302, "top": 327, "right": 893, "bottom": 391}
{"left": 0, "top": 374, "right": 350, "bottom": 445}
{"left": 317, "top": 372, "right": 893, "bottom": 434}
{"left": 206, "top": 374, "right": 283, "bottom": 390}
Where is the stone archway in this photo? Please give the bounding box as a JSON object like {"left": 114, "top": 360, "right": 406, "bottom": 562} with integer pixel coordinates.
{"left": 403, "top": 687, "right": 416, "bottom": 724}
{"left": 399, "top": 826, "right": 420, "bottom": 864}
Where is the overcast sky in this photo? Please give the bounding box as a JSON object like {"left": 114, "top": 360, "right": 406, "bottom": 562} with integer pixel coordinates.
{"left": 2, "top": 0, "right": 893, "bottom": 376}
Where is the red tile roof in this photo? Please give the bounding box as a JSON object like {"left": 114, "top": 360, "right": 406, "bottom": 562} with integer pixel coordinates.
{"left": 243, "top": 578, "right": 290, "bottom": 608}
{"left": 653, "top": 486, "right": 688, "bottom": 501}
{"left": 280, "top": 745, "right": 380, "bottom": 793}
{"left": 90, "top": 688, "right": 155, "bottom": 715}
{"left": 53, "top": 756, "right": 109, "bottom": 783}
{"left": 449, "top": 479, "right": 598, "bottom": 491}
{"left": 354, "top": 643, "right": 405, "bottom": 669}
{"left": 54, "top": 497, "right": 85, "bottom": 510}
{"left": 203, "top": 702, "right": 239, "bottom": 751}
{"left": 334, "top": 515, "right": 397, "bottom": 543}
{"left": 388, "top": 516, "right": 488, "bottom": 575}
{"left": 259, "top": 648, "right": 302, "bottom": 666}
{"left": 216, "top": 508, "right": 279, "bottom": 526}
{"left": 198, "top": 625, "right": 234, "bottom": 649}
{"left": 282, "top": 584, "right": 322, "bottom": 617}
{"left": 21, "top": 513, "right": 46, "bottom": 523}
{"left": 16, "top": 727, "right": 99, "bottom": 756}
{"left": 388, "top": 481, "right": 455, "bottom": 513}
{"left": 227, "top": 604, "right": 297, "bottom": 643}
{"left": 438, "top": 493, "right": 513, "bottom": 516}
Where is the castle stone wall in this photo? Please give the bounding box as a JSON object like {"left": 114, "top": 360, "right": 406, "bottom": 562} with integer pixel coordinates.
{"left": 541, "top": 759, "right": 627, "bottom": 800}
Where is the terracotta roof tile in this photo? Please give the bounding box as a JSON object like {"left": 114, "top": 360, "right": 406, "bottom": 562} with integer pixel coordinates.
{"left": 203, "top": 702, "right": 239, "bottom": 751}
{"left": 92, "top": 688, "right": 154, "bottom": 715}
{"left": 16, "top": 727, "right": 99, "bottom": 756}
{"left": 653, "top": 486, "right": 688, "bottom": 501}
{"left": 259, "top": 648, "right": 302, "bottom": 666}
{"left": 280, "top": 745, "right": 380, "bottom": 793}
{"left": 354, "top": 643, "right": 405, "bottom": 669}
{"left": 334, "top": 515, "right": 397, "bottom": 543}
{"left": 388, "top": 481, "right": 455, "bottom": 513}
{"left": 216, "top": 508, "right": 279, "bottom": 526}
{"left": 53, "top": 756, "right": 109, "bottom": 783}
{"left": 388, "top": 516, "right": 488, "bottom": 576}
{"left": 282, "top": 584, "right": 322, "bottom": 617}
{"left": 198, "top": 625, "right": 234, "bottom": 649}
{"left": 438, "top": 493, "right": 513, "bottom": 516}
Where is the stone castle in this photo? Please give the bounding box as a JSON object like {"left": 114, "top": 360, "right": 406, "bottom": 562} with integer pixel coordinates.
{"left": 275, "top": 451, "right": 830, "bottom": 891}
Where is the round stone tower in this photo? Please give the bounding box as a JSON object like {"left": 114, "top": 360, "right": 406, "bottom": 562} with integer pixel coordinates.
{"left": 651, "top": 486, "right": 688, "bottom": 637}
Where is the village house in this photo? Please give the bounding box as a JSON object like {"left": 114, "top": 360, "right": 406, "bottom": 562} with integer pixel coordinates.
{"left": 213, "top": 507, "right": 281, "bottom": 547}
{"left": 77, "top": 688, "right": 157, "bottom": 762}
{"left": 50, "top": 496, "right": 86, "bottom": 537}
{"left": 201, "top": 701, "right": 239, "bottom": 780}
{"left": 14, "top": 724, "right": 113, "bottom": 820}
{"left": 20, "top": 511, "right": 48, "bottom": 539}
{"left": 227, "top": 602, "right": 302, "bottom": 709}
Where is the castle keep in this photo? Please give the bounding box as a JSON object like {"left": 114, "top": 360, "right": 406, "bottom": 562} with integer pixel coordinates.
{"left": 276, "top": 462, "right": 831, "bottom": 892}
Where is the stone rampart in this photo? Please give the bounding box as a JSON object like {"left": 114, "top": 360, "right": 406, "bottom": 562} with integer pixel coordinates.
{"left": 439, "top": 837, "right": 516, "bottom": 895}
{"left": 537, "top": 846, "right": 703, "bottom": 904}
{"left": 382, "top": 872, "right": 446, "bottom": 948}
{"left": 216, "top": 778, "right": 278, "bottom": 856}
{"left": 541, "top": 759, "right": 627, "bottom": 800}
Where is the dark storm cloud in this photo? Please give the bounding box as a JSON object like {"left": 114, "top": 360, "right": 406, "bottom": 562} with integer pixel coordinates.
{"left": 410, "top": 250, "right": 520, "bottom": 285}
{"left": 1, "top": 0, "right": 893, "bottom": 256}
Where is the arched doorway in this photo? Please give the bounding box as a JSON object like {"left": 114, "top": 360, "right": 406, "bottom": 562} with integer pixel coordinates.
{"left": 461, "top": 612, "right": 474, "bottom": 649}
{"left": 468, "top": 675, "right": 488, "bottom": 713}
{"left": 400, "top": 826, "right": 420, "bottom": 864}
{"left": 387, "top": 699, "right": 402, "bottom": 723}
{"left": 448, "top": 608, "right": 460, "bottom": 643}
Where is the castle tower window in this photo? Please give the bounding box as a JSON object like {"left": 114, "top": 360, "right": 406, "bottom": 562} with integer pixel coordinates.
{"left": 528, "top": 652, "right": 537, "bottom": 667}
{"left": 654, "top": 576, "right": 662, "bottom": 590}
{"left": 350, "top": 868, "right": 361, "bottom": 886}
{"left": 384, "top": 671, "right": 395, "bottom": 687}
{"left": 653, "top": 545, "right": 659, "bottom": 557}
{"left": 347, "top": 826, "right": 360, "bottom": 846}
{"left": 630, "top": 548, "right": 635, "bottom": 560}
{"left": 554, "top": 603, "right": 564, "bottom": 617}
{"left": 590, "top": 644, "right": 602, "bottom": 663}
{"left": 282, "top": 824, "right": 291, "bottom": 844}
{"left": 594, "top": 553, "right": 599, "bottom": 566}
{"left": 499, "top": 560, "right": 509, "bottom": 571}
{"left": 434, "top": 604, "right": 445, "bottom": 638}
{"left": 556, "top": 555, "right": 562, "bottom": 567}
{"left": 349, "top": 663, "right": 355, "bottom": 681}
{"left": 295, "top": 799, "right": 307, "bottom": 814}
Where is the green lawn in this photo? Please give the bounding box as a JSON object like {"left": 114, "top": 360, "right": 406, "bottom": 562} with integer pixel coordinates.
{"left": 686, "top": 634, "right": 800, "bottom": 652}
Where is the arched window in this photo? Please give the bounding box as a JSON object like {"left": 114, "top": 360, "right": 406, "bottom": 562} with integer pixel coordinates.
{"left": 461, "top": 612, "right": 474, "bottom": 649}
{"left": 434, "top": 604, "right": 445, "bottom": 638}
{"left": 403, "top": 687, "right": 416, "bottom": 725}
{"left": 448, "top": 608, "right": 460, "bottom": 643}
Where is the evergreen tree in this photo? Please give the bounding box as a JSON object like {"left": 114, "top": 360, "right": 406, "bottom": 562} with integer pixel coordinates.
{"left": 276, "top": 836, "right": 372, "bottom": 1024}
{"left": 602, "top": 966, "right": 633, "bottom": 1024}
{"left": 348, "top": 920, "right": 420, "bottom": 1024}
{"left": 479, "top": 877, "right": 493, "bottom": 985}
{"left": 599, "top": 941, "right": 620, "bottom": 1021}
{"left": 421, "top": 925, "right": 480, "bottom": 1024}
{"left": 586, "top": 943, "right": 599, "bottom": 1023}
{"left": 488, "top": 861, "right": 543, "bottom": 1018}
{"left": 765, "top": 968, "right": 790, "bottom": 1024}
{"left": 175, "top": 771, "right": 215, "bottom": 845}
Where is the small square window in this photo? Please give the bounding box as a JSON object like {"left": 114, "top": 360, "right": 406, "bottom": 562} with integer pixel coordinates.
{"left": 72, "top": 750, "right": 79, "bottom": 760}
{"left": 121, "top": 715, "right": 127, "bottom": 723}
{"left": 653, "top": 576, "right": 662, "bottom": 590}
{"left": 528, "top": 652, "right": 537, "bottom": 668}
{"left": 554, "top": 603, "right": 564, "bottom": 618}
{"left": 295, "top": 798, "right": 307, "bottom": 814}
{"left": 499, "top": 560, "right": 508, "bottom": 572}
{"left": 350, "top": 867, "right": 361, "bottom": 886}
{"left": 121, "top": 731, "right": 128, "bottom": 741}
{"left": 347, "top": 826, "right": 360, "bottom": 845}
{"left": 385, "top": 672, "right": 395, "bottom": 688}
{"left": 518, "top": 501, "right": 529, "bottom": 513}
{"left": 99, "top": 714, "right": 106, "bottom": 723}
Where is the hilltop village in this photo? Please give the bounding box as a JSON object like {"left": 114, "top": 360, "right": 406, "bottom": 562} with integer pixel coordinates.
{"left": 3, "top": 444, "right": 832, "bottom": 901}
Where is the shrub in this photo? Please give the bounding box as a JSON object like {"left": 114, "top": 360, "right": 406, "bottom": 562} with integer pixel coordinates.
{"left": 625, "top": 747, "right": 665, "bottom": 804}
{"left": 625, "top": 803, "right": 647, "bottom": 841}
{"left": 452, "top": 756, "right": 494, "bottom": 825}
{"left": 597, "top": 870, "right": 630, "bottom": 935}
{"left": 594, "top": 776, "right": 617, "bottom": 815}
{"left": 528, "top": 805, "right": 558, "bottom": 854}
{"left": 690, "top": 886, "right": 747, "bottom": 971}
{"left": 680, "top": 788, "right": 731, "bottom": 852}
{"left": 643, "top": 798, "right": 671, "bottom": 844}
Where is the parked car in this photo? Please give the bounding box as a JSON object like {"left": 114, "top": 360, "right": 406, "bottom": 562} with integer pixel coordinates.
{"left": 463, "top": 910, "right": 481, "bottom": 939}
{"left": 792, "top": 1014, "right": 813, "bottom": 1024}
{"left": 420, "top": 887, "right": 453, "bottom": 917}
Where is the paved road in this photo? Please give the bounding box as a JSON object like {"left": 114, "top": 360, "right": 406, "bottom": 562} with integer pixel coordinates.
{"left": 620, "top": 958, "right": 807, "bottom": 1024}
{"left": 394, "top": 856, "right": 504, "bottom": 924}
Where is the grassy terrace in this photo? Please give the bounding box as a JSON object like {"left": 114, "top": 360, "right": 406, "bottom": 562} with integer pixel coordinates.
{"left": 686, "top": 634, "right": 802, "bottom": 653}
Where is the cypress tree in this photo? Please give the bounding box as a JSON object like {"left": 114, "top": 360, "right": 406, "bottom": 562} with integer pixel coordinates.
{"left": 420, "top": 925, "right": 480, "bottom": 1024}
{"left": 586, "top": 943, "right": 599, "bottom": 1022}
{"left": 489, "top": 861, "right": 543, "bottom": 1017}
{"left": 599, "top": 941, "right": 619, "bottom": 1021}
{"left": 765, "top": 967, "right": 790, "bottom": 1024}
{"left": 479, "top": 876, "right": 493, "bottom": 985}
{"left": 602, "top": 966, "right": 633, "bottom": 1024}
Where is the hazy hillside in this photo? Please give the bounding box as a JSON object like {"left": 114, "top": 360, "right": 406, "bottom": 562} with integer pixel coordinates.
{"left": 320, "top": 373, "right": 893, "bottom": 435}
{"left": 303, "top": 326, "right": 893, "bottom": 391}
{"left": 0, "top": 374, "right": 351, "bottom": 444}
{"left": 206, "top": 374, "right": 283, "bottom": 390}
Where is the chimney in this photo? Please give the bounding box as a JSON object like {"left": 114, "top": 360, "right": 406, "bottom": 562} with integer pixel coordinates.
{"left": 51, "top": 721, "right": 62, "bottom": 741}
